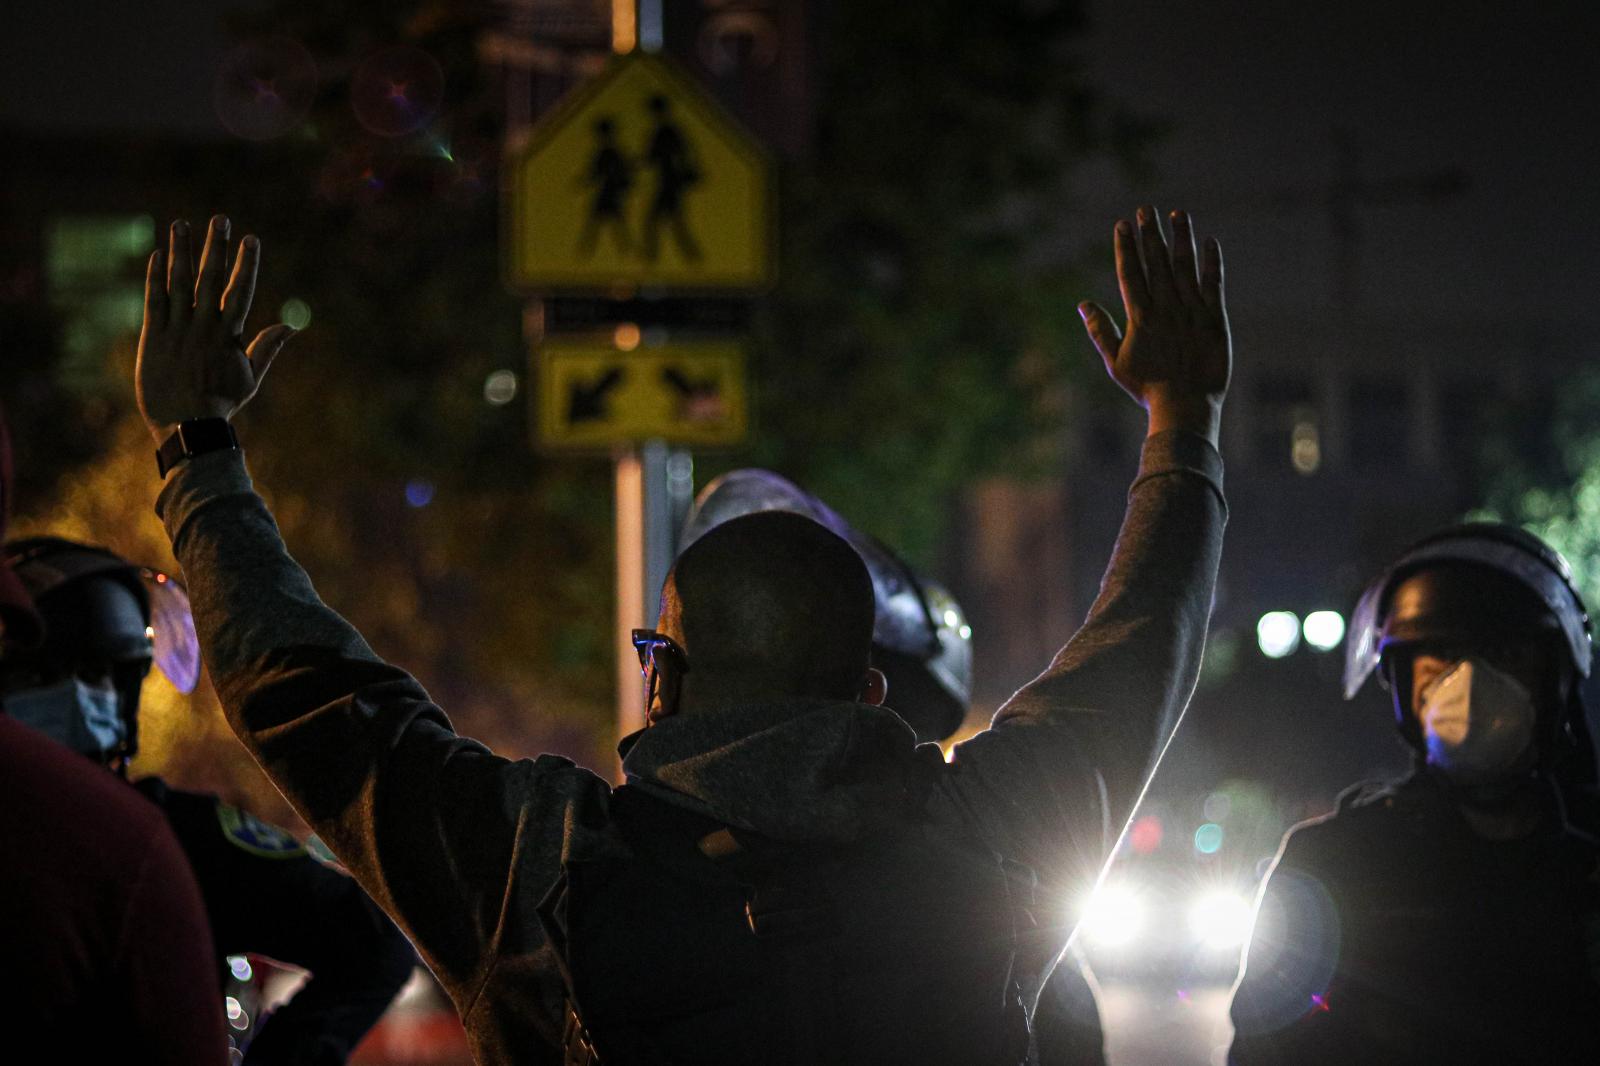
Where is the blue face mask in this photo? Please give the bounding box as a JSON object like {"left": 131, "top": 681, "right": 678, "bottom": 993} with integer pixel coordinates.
{"left": 3, "top": 678, "right": 127, "bottom": 758}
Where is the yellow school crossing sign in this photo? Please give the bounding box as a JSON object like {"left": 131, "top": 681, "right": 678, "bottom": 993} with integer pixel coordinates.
{"left": 507, "top": 52, "right": 774, "bottom": 292}
{"left": 538, "top": 337, "right": 748, "bottom": 449}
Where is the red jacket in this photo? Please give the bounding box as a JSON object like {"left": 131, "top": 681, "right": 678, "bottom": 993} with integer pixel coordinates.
{"left": 0, "top": 714, "right": 226, "bottom": 1063}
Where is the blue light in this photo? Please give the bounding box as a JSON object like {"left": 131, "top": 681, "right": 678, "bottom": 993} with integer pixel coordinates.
{"left": 405, "top": 479, "right": 435, "bottom": 508}
{"left": 1194, "top": 823, "right": 1224, "bottom": 854}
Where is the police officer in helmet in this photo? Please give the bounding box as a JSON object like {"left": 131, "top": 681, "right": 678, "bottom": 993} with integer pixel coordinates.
{"left": 0, "top": 535, "right": 417, "bottom": 1066}
{"left": 1230, "top": 523, "right": 1600, "bottom": 1065}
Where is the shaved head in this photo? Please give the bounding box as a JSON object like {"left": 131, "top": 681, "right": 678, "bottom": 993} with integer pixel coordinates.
{"left": 660, "top": 511, "right": 875, "bottom": 702}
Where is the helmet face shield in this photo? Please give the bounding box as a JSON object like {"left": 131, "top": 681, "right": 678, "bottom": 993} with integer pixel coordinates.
{"left": 1344, "top": 526, "right": 1592, "bottom": 701}
{"left": 143, "top": 569, "right": 200, "bottom": 694}
{"left": 1343, "top": 580, "right": 1387, "bottom": 700}
{"left": 4, "top": 537, "right": 201, "bottom": 697}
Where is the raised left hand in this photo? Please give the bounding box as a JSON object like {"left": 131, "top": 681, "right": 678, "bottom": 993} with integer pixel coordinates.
{"left": 136, "top": 215, "right": 296, "bottom": 444}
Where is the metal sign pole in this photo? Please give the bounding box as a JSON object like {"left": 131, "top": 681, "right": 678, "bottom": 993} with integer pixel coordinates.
{"left": 614, "top": 447, "right": 647, "bottom": 771}
{"left": 642, "top": 438, "right": 675, "bottom": 620}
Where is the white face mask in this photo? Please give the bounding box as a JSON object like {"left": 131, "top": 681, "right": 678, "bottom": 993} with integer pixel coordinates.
{"left": 1417, "top": 658, "right": 1537, "bottom": 785}
{"left": 3, "top": 678, "right": 127, "bottom": 758}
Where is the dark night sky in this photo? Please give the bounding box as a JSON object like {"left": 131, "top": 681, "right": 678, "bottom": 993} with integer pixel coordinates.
{"left": 1079, "top": 0, "right": 1600, "bottom": 328}
{"left": 5, "top": 0, "right": 1599, "bottom": 330}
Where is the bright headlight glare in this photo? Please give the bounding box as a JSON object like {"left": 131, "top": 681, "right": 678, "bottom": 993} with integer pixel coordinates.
{"left": 1188, "top": 890, "right": 1255, "bottom": 950}
{"left": 1257, "top": 611, "right": 1301, "bottom": 658}
{"left": 1080, "top": 883, "right": 1144, "bottom": 948}
{"left": 1303, "top": 610, "right": 1346, "bottom": 651}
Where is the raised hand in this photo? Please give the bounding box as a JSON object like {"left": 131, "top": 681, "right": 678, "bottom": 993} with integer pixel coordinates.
{"left": 1078, "top": 207, "right": 1231, "bottom": 445}
{"left": 136, "top": 215, "right": 296, "bottom": 444}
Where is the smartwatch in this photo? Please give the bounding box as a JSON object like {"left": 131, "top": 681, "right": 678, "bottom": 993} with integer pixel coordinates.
{"left": 156, "top": 418, "right": 239, "bottom": 477}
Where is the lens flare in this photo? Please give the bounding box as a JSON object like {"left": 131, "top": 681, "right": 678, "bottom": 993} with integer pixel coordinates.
{"left": 1188, "top": 890, "right": 1255, "bottom": 950}
{"left": 213, "top": 37, "right": 318, "bottom": 141}
{"left": 351, "top": 46, "right": 444, "bottom": 137}
{"left": 1079, "top": 883, "right": 1144, "bottom": 948}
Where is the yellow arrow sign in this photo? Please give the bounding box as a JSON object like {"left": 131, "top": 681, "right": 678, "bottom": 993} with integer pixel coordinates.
{"left": 506, "top": 52, "right": 774, "bottom": 292}
{"left": 538, "top": 338, "right": 748, "bottom": 449}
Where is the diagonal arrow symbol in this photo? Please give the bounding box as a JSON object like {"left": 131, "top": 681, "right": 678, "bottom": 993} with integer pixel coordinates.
{"left": 568, "top": 366, "right": 626, "bottom": 423}
{"left": 661, "top": 366, "right": 725, "bottom": 423}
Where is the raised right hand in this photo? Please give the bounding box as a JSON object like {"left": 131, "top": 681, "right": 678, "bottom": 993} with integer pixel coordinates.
{"left": 1078, "top": 207, "right": 1231, "bottom": 445}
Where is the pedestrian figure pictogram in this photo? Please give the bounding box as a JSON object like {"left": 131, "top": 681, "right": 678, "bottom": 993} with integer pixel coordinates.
{"left": 507, "top": 51, "right": 772, "bottom": 291}
{"left": 578, "top": 118, "right": 635, "bottom": 258}
{"left": 642, "top": 94, "right": 702, "bottom": 263}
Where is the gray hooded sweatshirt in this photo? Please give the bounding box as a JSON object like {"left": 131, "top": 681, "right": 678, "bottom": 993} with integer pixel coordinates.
{"left": 156, "top": 429, "right": 1225, "bottom": 1064}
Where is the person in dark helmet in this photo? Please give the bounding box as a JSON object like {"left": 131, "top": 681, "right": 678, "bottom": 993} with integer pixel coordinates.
{"left": 677, "top": 467, "right": 973, "bottom": 745}
{"left": 679, "top": 468, "right": 1109, "bottom": 1065}
{"left": 0, "top": 402, "right": 226, "bottom": 1061}
{"left": 1, "top": 535, "right": 417, "bottom": 1066}
{"left": 1229, "top": 523, "right": 1600, "bottom": 1066}
{"left": 130, "top": 206, "right": 1228, "bottom": 1064}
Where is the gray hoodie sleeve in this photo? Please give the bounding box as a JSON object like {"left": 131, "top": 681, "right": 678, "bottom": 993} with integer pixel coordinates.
{"left": 928, "top": 429, "right": 1225, "bottom": 894}
{"left": 155, "top": 451, "right": 611, "bottom": 1022}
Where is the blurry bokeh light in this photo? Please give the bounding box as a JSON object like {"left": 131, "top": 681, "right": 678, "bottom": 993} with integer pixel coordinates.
{"left": 280, "top": 298, "right": 312, "bottom": 330}
{"left": 1256, "top": 611, "right": 1301, "bottom": 658}
{"left": 1302, "top": 610, "right": 1346, "bottom": 651}
{"left": 484, "top": 369, "right": 519, "bottom": 406}
{"left": 1079, "top": 882, "right": 1144, "bottom": 948}
{"left": 614, "top": 322, "right": 642, "bottom": 351}
{"left": 1129, "top": 814, "right": 1164, "bottom": 855}
{"left": 405, "top": 479, "right": 435, "bottom": 509}
{"left": 1194, "top": 822, "right": 1225, "bottom": 855}
{"left": 1188, "top": 890, "right": 1255, "bottom": 950}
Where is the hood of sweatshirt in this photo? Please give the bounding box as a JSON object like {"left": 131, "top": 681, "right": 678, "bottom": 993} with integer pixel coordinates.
{"left": 618, "top": 698, "right": 941, "bottom": 844}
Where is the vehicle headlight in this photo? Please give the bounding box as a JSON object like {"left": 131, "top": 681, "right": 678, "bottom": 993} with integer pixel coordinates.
{"left": 1079, "top": 883, "right": 1145, "bottom": 948}
{"left": 1188, "top": 889, "right": 1255, "bottom": 950}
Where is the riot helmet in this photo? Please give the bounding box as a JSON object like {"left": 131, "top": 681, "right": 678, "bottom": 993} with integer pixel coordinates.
{"left": 1343, "top": 522, "right": 1594, "bottom": 779}
{"left": 0, "top": 537, "right": 200, "bottom": 768}
{"left": 679, "top": 469, "right": 972, "bottom": 742}
{"left": 0, "top": 403, "right": 41, "bottom": 650}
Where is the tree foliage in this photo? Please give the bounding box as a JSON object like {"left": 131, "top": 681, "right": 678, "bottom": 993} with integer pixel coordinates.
{"left": 1473, "top": 373, "right": 1600, "bottom": 608}
{"left": 728, "top": 0, "right": 1158, "bottom": 564}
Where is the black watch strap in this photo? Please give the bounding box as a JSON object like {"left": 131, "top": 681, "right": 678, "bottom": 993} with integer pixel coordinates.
{"left": 156, "top": 419, "right": 239, "bottom": 478}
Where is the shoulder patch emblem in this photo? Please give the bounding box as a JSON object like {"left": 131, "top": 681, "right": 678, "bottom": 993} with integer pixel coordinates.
{"left": 216, "top": 803, "right": 307, "bottom": 858}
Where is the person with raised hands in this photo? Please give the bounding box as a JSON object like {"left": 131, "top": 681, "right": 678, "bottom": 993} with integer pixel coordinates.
{"left": 135, "top": 208, "right": 1228, "bottom": 1065}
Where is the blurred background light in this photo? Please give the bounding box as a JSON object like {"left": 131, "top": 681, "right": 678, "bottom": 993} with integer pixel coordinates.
{"left": 483, "top": 369, "right": 518, "bottom": 406}
{"left": 1256, "top": 611, "right": 1301, "bottom": 658}
{"left": 1194, "top": 822, "right": 1224, "bottom": 855}
{"left": 614, "top": 322, "right": 642, "bottom": 351}
{"left": 1291, "top": 417, "right": 1321, "bottom": 475}
{"left": 1129, "top": 814, "right": 1164, "bottom": 855}
{"left": 1302, "top": 610, "right": 1346, "bottom": 651}
{"left": 1079, "top": 882, "right": 1144, "bottom": 948}
{"left": 1188, "top": 890, "right": 1256, "bottom": 951}
{"left": 280, "top": 298, "right": 312, "bottom": 330}
{"left": 404, "top": 479, "right": 435, "bottom": 508}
